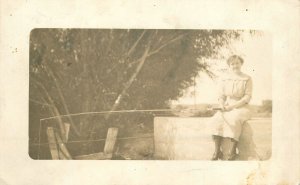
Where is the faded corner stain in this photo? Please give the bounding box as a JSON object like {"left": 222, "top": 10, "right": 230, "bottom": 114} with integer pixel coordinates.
{"left": 0, "top": 176, "right": 9, "bottom": 185}
{"left": 246, "top": 164, "right": 268, "bottom": 185}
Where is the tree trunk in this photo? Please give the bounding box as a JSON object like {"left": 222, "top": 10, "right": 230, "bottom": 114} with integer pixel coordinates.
{"left": 104, "top": 46, "right": 150, "bottom": 120}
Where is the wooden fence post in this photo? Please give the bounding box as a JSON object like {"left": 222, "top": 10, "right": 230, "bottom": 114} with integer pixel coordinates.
{"left": 64, "top": 123, "right": 70, "bottom": 141}
{"left": 104, "top": 128, "right": 118, "bottom": 154}
{"left": 74, "top": 127, "right": 118, "bottom": 160}
{"left": 46, "top": 127, "right": 59, "bottom": 160}
{"left": 55, "top": 132, "right": 72, "bottom": 159}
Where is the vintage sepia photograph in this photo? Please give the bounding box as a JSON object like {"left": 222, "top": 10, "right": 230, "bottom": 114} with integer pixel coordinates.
{"left": 2, "top": 0, "right": 300, "bottom": 184}
{"left": 29, "top": 29, "right": 272, "bottom": 160}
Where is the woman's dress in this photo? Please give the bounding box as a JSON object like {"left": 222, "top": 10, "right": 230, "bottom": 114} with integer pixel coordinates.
{"left": 210, "top": 72, "right": 253, "bottom": 141}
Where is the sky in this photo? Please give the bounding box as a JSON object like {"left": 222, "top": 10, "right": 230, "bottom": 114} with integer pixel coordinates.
{"left": 172, "top": 31, "right": 272, "bottom": 105}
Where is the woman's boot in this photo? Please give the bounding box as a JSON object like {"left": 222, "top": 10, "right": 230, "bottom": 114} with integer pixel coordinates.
{"left": 211, "top": 135, "right": 222, "bottom": 160}
{"left": 228, "top": 139, "right": 238, "bottom": 160}
{"left": 222, "top": 138, "right": 237, "bottom": 160}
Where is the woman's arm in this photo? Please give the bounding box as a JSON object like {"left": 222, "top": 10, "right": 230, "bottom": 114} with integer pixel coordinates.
{"left": 225, "top": 78, "right": 252, "bottom": 111}
{"left": 219, "top": 97, "right": 226, "bottom": 110}
{"left": 218, "top": 80, "right": 226, "bottom": 110}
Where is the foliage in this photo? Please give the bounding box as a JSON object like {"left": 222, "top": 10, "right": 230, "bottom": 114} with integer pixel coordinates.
{"left": 29, "top": 29, "right": 241, "bottom": 158}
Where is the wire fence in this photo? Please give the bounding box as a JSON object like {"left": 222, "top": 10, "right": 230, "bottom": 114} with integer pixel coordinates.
{"left": 32, "top": 134, "right": 154, "bottom": 146}
{"left": 36, "top": 108, "right": 189, "bottom": 159}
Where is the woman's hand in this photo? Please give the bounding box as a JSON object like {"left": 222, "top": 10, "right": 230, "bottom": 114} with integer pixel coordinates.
{"left": 219, "top": 104, "right": 225, "bottom": 111}
{"left": 224, "top": 105, "right": 235, "bottom": 111}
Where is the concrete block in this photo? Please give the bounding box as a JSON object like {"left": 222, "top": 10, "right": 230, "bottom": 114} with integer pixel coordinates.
{"left": 154, "top": 117, "right": 271, "bottom": 160}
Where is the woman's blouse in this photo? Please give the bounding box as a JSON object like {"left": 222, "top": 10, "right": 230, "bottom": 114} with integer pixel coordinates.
{"left": 218, "top": 72, "right": 253, "bottom": 104}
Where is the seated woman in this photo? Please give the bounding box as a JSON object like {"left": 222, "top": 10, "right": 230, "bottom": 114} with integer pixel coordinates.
{"left": 210, "top": 55, "right": 253, "bottom": 160}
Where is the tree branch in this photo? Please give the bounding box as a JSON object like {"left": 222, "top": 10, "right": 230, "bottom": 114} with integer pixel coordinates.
{"left": 43, "top": 65, "right": 80, "bottom": 136}
{"left": 31, "top": 78, "right": 67, "bottom": 141}
{"left": 104, "top": 45, "right": 151, "bottom": 120}
{"left": 31, "top": 77, "right": 80, "bottom": 138}
{"left": 29, "top": 98, "right": 53, "bottom": 107}
{"left": 127, "top": 30, "right": 146, "bottom": 56}
{"left": 147, "top": 33, "right": 188, "bottom": 57}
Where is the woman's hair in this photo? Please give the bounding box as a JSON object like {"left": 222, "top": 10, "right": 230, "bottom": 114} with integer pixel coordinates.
{"left": 227, "top": 55, "right": 244, "bottom": 65}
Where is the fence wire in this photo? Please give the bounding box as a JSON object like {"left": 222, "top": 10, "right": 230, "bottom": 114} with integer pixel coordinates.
{"left": 37, "top": 109, "right": 187, "bottom": 159}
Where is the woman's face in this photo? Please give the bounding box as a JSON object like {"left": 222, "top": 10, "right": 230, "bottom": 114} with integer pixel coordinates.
{"left": 229, "top": 59, "right": 242, "bottom": 73}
